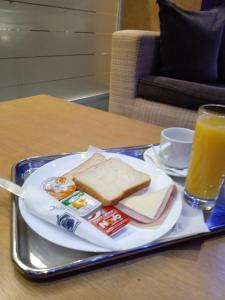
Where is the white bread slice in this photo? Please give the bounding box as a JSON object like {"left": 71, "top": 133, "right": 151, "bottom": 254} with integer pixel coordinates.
{"left": 73, "top": 157, "right": 151, "bottom": 206}
{"left": 64, "top": 153, "right": 107, "bottom": 179}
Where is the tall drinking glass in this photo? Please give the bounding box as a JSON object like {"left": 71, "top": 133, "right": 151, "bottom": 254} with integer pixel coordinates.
{"left": 184, "top": 104, "right": 225, "bottom": 210}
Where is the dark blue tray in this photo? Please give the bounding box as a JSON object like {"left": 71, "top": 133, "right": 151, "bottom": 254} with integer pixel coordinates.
{"left": 11, "top": 145, "right": 225, "bottom": 280}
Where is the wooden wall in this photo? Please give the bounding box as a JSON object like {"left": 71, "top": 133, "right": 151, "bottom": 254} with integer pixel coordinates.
{"left": 0, "top": 0, "right": 119, "bottom": 102}
{"left": 122, "top": 0, "right": 202, "bottom": 31}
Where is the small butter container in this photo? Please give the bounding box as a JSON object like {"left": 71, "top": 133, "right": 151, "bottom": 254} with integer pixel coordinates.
{"left": 42, "top": 176, "right": 76, "bottom": 200}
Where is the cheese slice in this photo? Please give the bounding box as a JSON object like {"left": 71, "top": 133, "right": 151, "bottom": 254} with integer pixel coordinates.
{"left": 118, "top": 185, "right": 175, "bottom": 221}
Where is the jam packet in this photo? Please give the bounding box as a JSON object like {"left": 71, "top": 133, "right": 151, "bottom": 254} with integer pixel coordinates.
{"left": 61, "top": 191, "right": 101, "bottom": 217}
{"left": 88, "top": 207, "right": 130, "bottom": 236}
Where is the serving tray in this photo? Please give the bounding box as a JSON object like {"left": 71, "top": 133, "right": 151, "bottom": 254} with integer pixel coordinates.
{"left": 11, "top": 145, "right": 225, "bottom": 280}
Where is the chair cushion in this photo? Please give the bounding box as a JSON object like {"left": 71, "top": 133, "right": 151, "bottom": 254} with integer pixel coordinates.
{"left": 137, "top": 76, "right": 225, "bottom": 110}
{"left": 201, "top": 0, "right": 225, "bottom": 82}
{"left": 157, "top": 0, "right": 225, "bottom": 83}
{"left": 219, "top": 26, "right": 225, "bottom": 82}
{"left": 201, "top": 0, "right": 225, "bottom": 10}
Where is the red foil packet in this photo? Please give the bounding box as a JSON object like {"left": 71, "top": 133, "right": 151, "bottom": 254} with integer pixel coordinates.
{"left": 88, "top": 207, "right": 130, "bottom": 236}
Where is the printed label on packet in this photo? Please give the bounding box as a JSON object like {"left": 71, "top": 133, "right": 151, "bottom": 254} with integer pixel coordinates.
{"left": 61, "top": 191, "right": 102, "bottom": 217}
{"left": 56, "top": 212, "right": 81, "bottom": 233}
{"left": 88, "top": 207, "right": 130, "bottom": 236}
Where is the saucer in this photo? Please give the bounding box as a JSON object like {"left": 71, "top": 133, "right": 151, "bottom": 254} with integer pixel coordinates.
{"left": 143, "top": 145, "right": 188, "bottom": 178}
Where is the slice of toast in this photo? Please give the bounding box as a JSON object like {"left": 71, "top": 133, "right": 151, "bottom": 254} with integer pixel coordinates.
{"left": 73, "top": 157, "right": 151, "bottom": 206}
{"left": 64, "top": 153, "right": 107, "bottom": 179}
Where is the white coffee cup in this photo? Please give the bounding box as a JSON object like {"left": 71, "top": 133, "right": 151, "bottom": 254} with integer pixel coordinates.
{"left": 159, "top": 127, "right": 194, "bottom": 169}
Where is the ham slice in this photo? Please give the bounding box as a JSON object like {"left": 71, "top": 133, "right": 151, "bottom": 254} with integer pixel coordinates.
{"left": 116, "top": 185, "right": 177, "bottom": 227}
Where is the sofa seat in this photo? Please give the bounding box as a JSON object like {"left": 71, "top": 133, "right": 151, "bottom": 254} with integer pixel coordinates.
{"left": 138, "top": 76, "right": 225, "bottom": 110}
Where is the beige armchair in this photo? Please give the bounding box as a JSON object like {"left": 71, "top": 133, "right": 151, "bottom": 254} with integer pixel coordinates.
{"left": 109, "top": 30, "right": 197, "bottom": 128}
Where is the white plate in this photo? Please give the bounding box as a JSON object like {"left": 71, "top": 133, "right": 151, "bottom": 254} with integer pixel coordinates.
{"left": 19, "top": 152, "right": 182, "bottom": 253}
{"left": 143, "top": 146, "right": 188, "bottom": 178}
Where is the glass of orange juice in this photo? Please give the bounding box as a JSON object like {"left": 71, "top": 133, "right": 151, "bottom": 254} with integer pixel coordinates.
{"left": 184, "top": 104, "right": 225, "bottom": 210}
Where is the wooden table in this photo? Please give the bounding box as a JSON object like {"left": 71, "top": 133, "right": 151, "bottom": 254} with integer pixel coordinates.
{"left": 0, "top": 95, "right": 225, "bottom": 300}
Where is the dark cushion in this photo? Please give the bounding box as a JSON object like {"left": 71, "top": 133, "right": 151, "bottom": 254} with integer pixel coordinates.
{"left": 219, "top": 26, "right": 225, "bottom": 82}
{"left": 201, "top": 0, "right": 225, "bottom": 82}
{"left": 201, "top": 0, "right": 225, "bottom": 10}
{"left": 137, "top": 76, "right": 225, "bottom": 110}
{"left": 157, "top": 0, "right": 225, "bottom": 83}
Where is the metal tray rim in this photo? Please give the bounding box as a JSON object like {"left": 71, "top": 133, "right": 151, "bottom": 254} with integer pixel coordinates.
{"left": 11, "top": 145, "right": 225, "bottom": 279}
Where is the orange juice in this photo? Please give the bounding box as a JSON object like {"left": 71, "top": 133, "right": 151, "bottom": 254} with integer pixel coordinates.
{"left": 186, "top": 114, "right": 225, "bottom": 200}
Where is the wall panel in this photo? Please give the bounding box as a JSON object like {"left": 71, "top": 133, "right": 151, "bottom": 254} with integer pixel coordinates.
{"left": 0, "top": 0, "right": 119, "bottom": 102}
{"left": 0, "top": 76, "right": 108, "bottom": 102}
{"left": 6, "top": 0, "right": 96, "bottom": 11}
{"left": 0, "top": 55, "right": 94, "bottom": 87}
{"left": 0, "top": 2, "right": 95, "bottom": 32}
{"left": 0, "top": 32, "right": 94, "bottom": 58}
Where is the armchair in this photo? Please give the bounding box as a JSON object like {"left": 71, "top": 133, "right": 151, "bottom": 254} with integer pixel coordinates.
{"left": 109, "top": 30, "right": 225, "bottom": 129}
